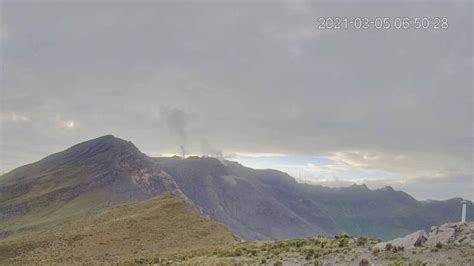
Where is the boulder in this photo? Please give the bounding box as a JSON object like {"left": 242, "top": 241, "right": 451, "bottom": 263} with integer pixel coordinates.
{"left": 425, "top": 222, "right": 474, "bottom": 247}
{"left": 374, "top": 230, "right": 427, "bottom": 250}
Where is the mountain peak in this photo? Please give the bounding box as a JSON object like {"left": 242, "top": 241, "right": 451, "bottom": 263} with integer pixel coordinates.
{"left": 72, "top": 134, "right": 136, "bottom": 150}
{"left": 348, "top": 184, "right": 369, "bottom": 190}
{"left": 39, "top": 135, "right": 143, "bottom": 165}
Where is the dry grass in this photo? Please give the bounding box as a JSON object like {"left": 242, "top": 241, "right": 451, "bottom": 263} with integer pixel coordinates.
{"left": 0, "top": 195, "right": 238, "bottom": 264}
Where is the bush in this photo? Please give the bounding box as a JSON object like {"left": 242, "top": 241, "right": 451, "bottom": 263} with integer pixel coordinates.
{"left": 232, "top": 249, "right": 242, "bottom": 256}
{"left": 338, "top": 238, "right": 349, "bottom": 247}
{"left": 410, "top": 259, "right": 426, "bottom": 266}
{"left": 314, "top": 260, "right": 323, "bottom": 266}
{"left": 389, "top": 260, "right": 407, "bottom": 266}
{"left": 385, "top": 243, "right": 393, "bottom": 251}
{"left": 335, "top": 234, "right": 350, "bottom": 240}
{"left": 359, "top": 258, "right": 370, "bottom": 266}
{"left": 435, "top": 242, "right": 443, "bottom": 249}
{"left": 392, "top": 246, "right": 404, "bottom": 253}
{"left": 357, "top": 237, "right": 368, "bottom": 246}
{"left": 372, "top": 247, "right": 380, "bottom": 256}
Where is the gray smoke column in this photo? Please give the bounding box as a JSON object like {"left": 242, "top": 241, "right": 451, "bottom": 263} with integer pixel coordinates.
{"left": 201, "top": 139, "right": 223, "bottom": 160}
{"left": 161, "top": 107, "right": 192, "bottom": 156}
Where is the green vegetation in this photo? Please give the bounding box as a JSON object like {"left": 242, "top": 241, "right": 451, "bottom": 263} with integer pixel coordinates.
{"left": 357, "top": 236, "right": 368, "bottom": 246}
{"left": 410, "top": 259, "right": 427, "bottom": 266}
{"left": 389, "top": 260, "right": 407, "bottom": 266}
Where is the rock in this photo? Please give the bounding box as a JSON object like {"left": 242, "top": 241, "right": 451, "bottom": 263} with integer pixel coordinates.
{"left": 374, "top": 230, "right": 427, "bottom": 250}
{"left": 425, "top": 222, "right": 474, "bottom": 247}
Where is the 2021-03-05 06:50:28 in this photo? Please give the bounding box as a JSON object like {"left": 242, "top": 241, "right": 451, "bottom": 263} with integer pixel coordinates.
{"left": 316, "top": 17, "right": 449, "bottom": 30}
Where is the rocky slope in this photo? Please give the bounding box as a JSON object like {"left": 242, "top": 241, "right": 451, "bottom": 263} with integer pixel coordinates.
{"left": 155, "top": 156, "right": 339, "bottom": 239}
{"left": 1, "top": 135, "right": 472, "bottom": 242}
{"left": 132, "top": 223, "right": 474, "bottom": 265}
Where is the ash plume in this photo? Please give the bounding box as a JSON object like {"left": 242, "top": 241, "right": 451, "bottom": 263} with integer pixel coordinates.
{"left": 161, "top": 107, "right": 193, "bottom": 157}
{"left": 201, "top": 139, "right": 223, "bottom": 160}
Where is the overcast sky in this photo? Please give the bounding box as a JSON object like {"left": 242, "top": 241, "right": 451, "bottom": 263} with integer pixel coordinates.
{"left": 1, "top": 0, "right": 472, "bottom": 200}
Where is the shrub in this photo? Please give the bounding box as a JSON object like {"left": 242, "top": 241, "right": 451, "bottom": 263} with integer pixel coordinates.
{"left": 314, "top": 260, "right": 323, "bottom": 266}
{"left": 232, "top": 249, "right": 242, "bottom": 256}
{"left": 335, "top": 234, "right": 350, "bottom": 240}
{"left": 338, "top": 238, "right": 349, "bottom": 247}
{"left": 249, "top": 249, "right": 257, "bottom": 256}
{"left": 359, "top": 258, "right": 370, "bottom": 266}
{"left": 435, "top": 242, "right": 443, "bottom": 249}
{"left": 357, "top": 237, "right": 368, "bottom": 246}
{"left": 372, "top": 247, "right": 380, "bottom": 256}
{"left": 392, "top": 246, "right": 404, "bottom": 253}
{"left": 410, "top": 259, "right": 426, "bottom": 266}
{"left": 389, "top": 260, "right": 407, "bottom": 266}
{"left": 385, "top": 243, "right": 393, "bottom": 251}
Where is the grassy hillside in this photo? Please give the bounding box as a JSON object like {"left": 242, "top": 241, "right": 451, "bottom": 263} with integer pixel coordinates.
{"left": 0, "top": 195, "right": 238, "bottom": 264}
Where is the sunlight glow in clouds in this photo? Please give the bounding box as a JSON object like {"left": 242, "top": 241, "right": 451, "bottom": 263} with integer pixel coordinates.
{"left": 232, "top": 153, "right": 403, "bottom": 183}
{"left": 58, "top": 120, "right": 76, "bottom": 129}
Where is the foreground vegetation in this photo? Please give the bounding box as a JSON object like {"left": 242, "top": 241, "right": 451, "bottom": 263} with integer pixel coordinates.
{"left": 1, "top": 195, "right": 472, "bottom": 265}
{"left": 130, "top": 234, "right": 473, "bottom": 265}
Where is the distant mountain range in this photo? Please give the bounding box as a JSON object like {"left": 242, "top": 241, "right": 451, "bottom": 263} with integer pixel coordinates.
{"left": 1, "top": 135, "right": 472, "bottom": 241}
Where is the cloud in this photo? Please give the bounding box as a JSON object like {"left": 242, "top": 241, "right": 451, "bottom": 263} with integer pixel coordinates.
{"left": 58, "top": 120, "right": 76, "bottom": 129}
{"left": 0, "top": 27, "right": 8, "bottom": 40}
{"left": 0, "top": 112, "right": 31, "bottom": 123}
{"left": 0, "top": 0, "right": 472, "bottom": 200}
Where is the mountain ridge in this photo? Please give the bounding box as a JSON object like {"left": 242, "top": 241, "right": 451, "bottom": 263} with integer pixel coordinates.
{"left": 1, "top": 135, "right": 472, "bottom": 241}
